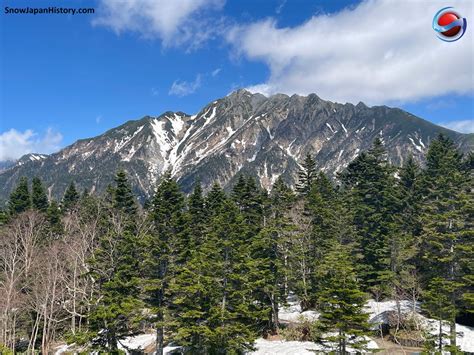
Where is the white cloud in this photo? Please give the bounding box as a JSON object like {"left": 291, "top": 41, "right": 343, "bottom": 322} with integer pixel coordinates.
{"left": 94, "top": 0, "right": 225, "bottom": 48}
{"left": 440, "top": 119, "right": 474, "bottom": 133}
{"left": 96, "top": 115, "right": 102, "bottom": 124}
{"left": 227, "top": 0, "right": 473, "bottom": 105}
{"left": 211, "top": 68, "right": 222, "bottom": 77}
{"left": 0, "top": 128, "right": 63, "bottom": 161}
{"left": 169, "top": 74, "right": 202, "bottom": 96}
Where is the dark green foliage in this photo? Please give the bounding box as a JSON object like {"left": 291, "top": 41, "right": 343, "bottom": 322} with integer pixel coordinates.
{"left": 8, "top": 176, "right": 31, "bottom": 215}
{"left": 296, "top": 153, "right": 317, "bottom": 195}
{"left": 47, "top": 199, "right": 63, "bottom": 235}
{"left": 31, "top": 177, "right": 49, "bottom": 212}
{"left": 419, "top": 134, "right": 473, "bottom": 352}
{"left": 62, "top": 181, "right": 80, "bottom": 212}
{"left": 340, "top": 138, "right": 401, "bottom": 292}
{"left": 422, "top": 278, "right": 461, "bottom": 353}
{"left": 1, "top": 132, "right": 472, "bottom": 354}
{"left": 251, "top": 177, "right": 296, "bottom": 333}
{"left": 143, "top": 170, "right": 186, "bottom": 354}
{"left": 89, "top": 170, "right": 142, "bottom": 352}
{"left": 113, "top": 170, "right": 137, "bottom": 215}
{"left": 315, "top": 244, "right": 371, "bottom": 354}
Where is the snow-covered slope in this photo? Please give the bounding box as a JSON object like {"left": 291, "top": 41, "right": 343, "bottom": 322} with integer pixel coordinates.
{"left": 2, "top": 90, "right": 472, "bottom": 202}
{"left": 54, "top": 298, "right": 474, "bottom": 354}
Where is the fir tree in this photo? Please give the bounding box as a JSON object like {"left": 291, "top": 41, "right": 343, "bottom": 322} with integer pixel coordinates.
{"left": 113, "top": 170, "right": 137, "bottom": 215}
{"left": 8, "top": 177, "right": 31, "bottom": 215}
{"left": 206, "top": 182, "right": 226, "bottom": 215}
{"left": 340, "top": 138, "right": 400, "bottom": 293}
{"left": 186, "top": 180, "right": 206, "bottom": 249}
{"left": 423, "top": 278, "right": 460, "bottom": 353}
{"left": 315, "top": 244, "right": 371, "bottom": 354}
{"left": 296, "top": 153, "right": 317, "bottom": 195}
{"left": 47, "top": 199, "right": 63, "bottom": 235}
{"left": 62, "top": 181, "right": 80, "bottom": 212}
{"left": 232, "top": 175, "right": 264, "bottom": 237}
{"left": 143, "top": 170, "right": 186, "bottom": 355}
{"left": 89, "top": 170, "right": 142, "bottom": 352}
{"left": 251, "top": 177, "right": 295, "bottom": 333}
{"left": 31, "top": 177, "right": 49, "bottom": 212}
{"left": 420, "top": 134, "right": 473, "bottom": 353}
{"left": 201, "top": 198, "right": 261, "bottom": 352}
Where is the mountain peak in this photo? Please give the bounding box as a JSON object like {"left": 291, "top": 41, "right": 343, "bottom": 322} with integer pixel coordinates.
{"left": 0, "top": 92, "right": 471, "bottom": 204}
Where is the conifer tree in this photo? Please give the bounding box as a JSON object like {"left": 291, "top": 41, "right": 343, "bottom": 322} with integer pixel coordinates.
{"left": 340, "top": 138, "right": 400, "bottom": 293}
{"left": 89, "top": 170, "right": 141, "bottom": 352}
{"left": 201, "top": 198, "right": 261, "bottom": 352}
{"left": 8, "top": 176, "right": 31, "bottom": 215}
{"left": 206, "top": 182, "right": 226, "bottom": 214}
{"left": 47, "top": 199, "right": 63, "bottom": 235}
{"left": 31, "top": 177, "right": 49, "bottom": 212}
{"left": 420, "top": 134, "right": 473, "bottom": 353}
{"left": 113, "top": 170, "right": 137, "bottom": 215}
{"left": 296, "top": 153, "right": 317, "bottom": 195}
{"left": 62, "top": 181, "right": 80, "bottom": 212}
{"left": 186, "top": 181, "right": 206, "bottom": 249}
{"left": 315, "top": 244, "right": 371, "bottom": 354}
{"left": 423, "top": 278, "right": 460, "bottom": 353}
{"left": 251, "top": 177, "right": 295, "bottom": 333}
{"left": 143, "top": 170, "right": 186, "bottom": 355}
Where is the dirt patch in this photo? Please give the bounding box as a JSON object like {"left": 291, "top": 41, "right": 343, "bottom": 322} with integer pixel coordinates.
{"left": 371, "top": 336, "right": 423, "bottom": 354}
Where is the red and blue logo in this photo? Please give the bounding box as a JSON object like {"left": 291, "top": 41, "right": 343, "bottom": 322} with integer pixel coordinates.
{"left": 432, "top": 7, "right": 467, "bottom": 42}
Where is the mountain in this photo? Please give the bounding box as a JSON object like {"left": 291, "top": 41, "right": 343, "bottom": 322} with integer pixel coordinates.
{"left": 0, "top": 90, "right": 472, "bottom": 204}
{"left": 0, "top": 160, "right": 16, "bottom": 173}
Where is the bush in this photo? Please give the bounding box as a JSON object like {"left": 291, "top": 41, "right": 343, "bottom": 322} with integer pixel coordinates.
{"left": 64, "top": 330, "right": 93, "bottom": 346}
{"left": 279, "top": 317, "right": 319, "bottom": 341}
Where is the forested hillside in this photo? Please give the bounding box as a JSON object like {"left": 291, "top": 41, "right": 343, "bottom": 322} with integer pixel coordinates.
{"left": 0, "top": 134, "right": 472, "bottom": 354}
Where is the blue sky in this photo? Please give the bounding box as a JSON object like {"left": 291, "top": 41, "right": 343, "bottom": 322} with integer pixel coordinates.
{"left": 1, "top": 0, "right": 473, "bottom": 160}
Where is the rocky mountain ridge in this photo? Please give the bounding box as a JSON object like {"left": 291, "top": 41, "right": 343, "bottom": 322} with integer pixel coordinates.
{"left": 1, "top": 90, "right": 472, "bottom": 203}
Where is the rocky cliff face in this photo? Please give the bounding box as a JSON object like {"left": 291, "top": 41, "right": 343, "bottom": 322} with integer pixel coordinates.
{"left": 1, "top": 90, "right": 472, "bottom": 203}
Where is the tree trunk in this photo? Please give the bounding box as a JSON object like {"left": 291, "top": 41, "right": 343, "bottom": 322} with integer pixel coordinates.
{"left": 341, "top": 330, "right": 346, "bottom": 355}
{"left": 438, "top": 318, "right": 443, "bottom": 353}
{"left": 450, "top": 319, "right": 456, "bottom": 354}
{"left": 156, "top": 319, "right": 164, "bottom": 355}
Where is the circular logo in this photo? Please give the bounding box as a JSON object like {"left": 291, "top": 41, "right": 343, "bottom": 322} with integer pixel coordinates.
{"left": 432, "top": 7, "right": 467, "bottom": 42}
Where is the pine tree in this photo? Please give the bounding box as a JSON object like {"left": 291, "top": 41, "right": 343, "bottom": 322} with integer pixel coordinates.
{"left": 89, "top": 170, "right": 142, "bottom": 352}
{"left": 398, "top": 156, "right": 422, "bottom": 238}
{"left": 62, "top": 181, "right": 80, "bottom": 212}
{"left": 186, "top": 181, "right": 206, "bottom": 249}
{"left": 168, "top": 182, "right": 217, "bottom": 353}
{"left": 47, "top": 199, "right": 63, "bottom": 235}
{"left": 251, "top": 177, "right": 295, "bottom": 333}
{"left": 201, "top": 198, "right": 261, "bottom": 352}
{"left": 206, "top": 182, "right": 226, "bottom": 215}
{"left": 8, "top": 177, "right": 31, "bottom": 215}
{"left": 422, "top": 278, "right": 460, "bottom": 353}
{"left": 315, "top": 244, "right": 371, "bottom": 354}
{"left": 420, "top": 134, "right": 473, "bottom": 353}
{"left": 113, "top": 170, "right": 137, "bottom": 215}
{"left": 31, "top": 177, "right": 49, "bottom": 212}
{"left": 232, "top": 175, "right": 264, "bottom": 237}
{"left": 143, "top": 170, "right": 186, "bottom": 355}
{"left": 340, "top": 138, "right": 400, "bottom": 293}
{"left": 296, "top": 153, "right": 317, "bottom": 195}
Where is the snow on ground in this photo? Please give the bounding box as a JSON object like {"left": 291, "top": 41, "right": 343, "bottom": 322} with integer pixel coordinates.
{"left": 54, "top": 343, "right": 71, "bottom": 354}
{"left": 364, "top": 299, "right": 420, "bottom": 326}
{"left": 118, "top": 333, "right": 155, "bottom": 352}
{"left": 54, "top": 298, "right": 474, "bottom": 354}
{"left": 365, "top": 299, "right": 474, "bottom": 353}
{"left": 251, "top": 337, "right": 378, "bottom": 354}
{"left": 278, "top": 295, "right": 319, "bottom": 323}
{"left": 251, "top": 339, "right": 323, "bottom": 354}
